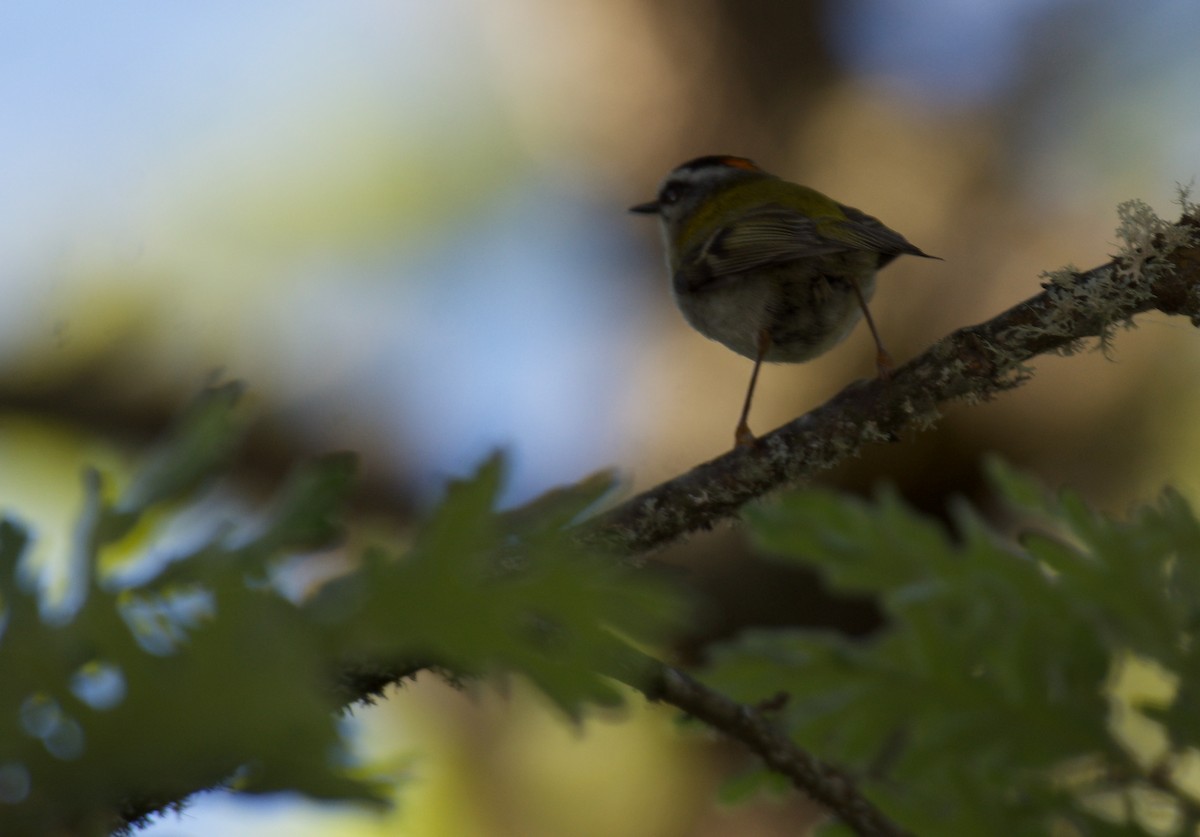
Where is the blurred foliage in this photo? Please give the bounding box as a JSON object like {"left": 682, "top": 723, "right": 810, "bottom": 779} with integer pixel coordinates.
{"left": 706, "top": 457, "right": 1200, "bottom": 835}
{"left": 8, "top": 378, "right": 1200, "bottom": 837}
{"left": 0, "top": 383, "right": 683, "bottom": 835}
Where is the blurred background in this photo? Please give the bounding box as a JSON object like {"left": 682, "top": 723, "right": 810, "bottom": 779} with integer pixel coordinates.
{"left": 3, "top": 0, "right": 1200, "bottom": 834}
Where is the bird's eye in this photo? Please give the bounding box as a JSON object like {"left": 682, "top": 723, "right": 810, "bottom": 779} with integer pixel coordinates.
{"left": 660, "top": 187, "right": 680, "bottom": 205}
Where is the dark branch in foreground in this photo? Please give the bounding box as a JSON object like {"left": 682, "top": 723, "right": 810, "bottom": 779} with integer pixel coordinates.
{"left": 581, "top": 212, "right": 1200, "bottom": 560}
{"left": 331, "top": 654, "right": 914, "bottom": 837}
{"left": 645, "top": 663, "right": 912, "bottom": 837}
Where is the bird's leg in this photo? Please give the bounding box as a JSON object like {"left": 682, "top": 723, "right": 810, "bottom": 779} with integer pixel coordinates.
{"left": 735, "top": 329, "right": 771, "bottom": 448}
{"left": 849, "top": 276, "right": 893, "bottom": 378}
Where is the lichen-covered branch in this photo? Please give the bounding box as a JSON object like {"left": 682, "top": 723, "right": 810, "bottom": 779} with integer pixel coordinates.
{"left": 582, "top": 207, "right": 1200, "bottom": 560}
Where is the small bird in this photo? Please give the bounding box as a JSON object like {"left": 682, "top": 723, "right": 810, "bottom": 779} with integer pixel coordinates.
{"left": 631, "top": 155, "right": 938, "bottom": 448}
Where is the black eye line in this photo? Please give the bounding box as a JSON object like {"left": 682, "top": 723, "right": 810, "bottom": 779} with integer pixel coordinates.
{"left": 660, "top": 186, "right": 680, "bottom": 205}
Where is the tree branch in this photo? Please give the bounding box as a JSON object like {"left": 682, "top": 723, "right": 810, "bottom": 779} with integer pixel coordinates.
{"left": 645, "top": 663, "right": 912, "bottom": 837}
{"left": 331, "top": 651, "right": 914, "bottom": 837}
{"left": 582, "top": 211, "right": 1200, "bottom": 559}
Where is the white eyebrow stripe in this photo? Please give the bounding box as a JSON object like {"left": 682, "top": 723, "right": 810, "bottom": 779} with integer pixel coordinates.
{"left": 664, "top": 167, "right": 718, "bottom": 190}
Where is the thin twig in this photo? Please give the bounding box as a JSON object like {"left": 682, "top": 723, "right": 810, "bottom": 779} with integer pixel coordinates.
{"left": 647, "top": 663, "right": 913, "bottom": 837}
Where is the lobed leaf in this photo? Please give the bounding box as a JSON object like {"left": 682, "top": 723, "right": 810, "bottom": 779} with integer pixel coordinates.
{"left": 707, "top": 462, "right": 1200, "bottom": 835}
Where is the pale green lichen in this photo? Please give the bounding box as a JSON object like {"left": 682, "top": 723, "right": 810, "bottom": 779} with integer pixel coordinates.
{"left": 1003, "top": 198, "right": 1199, "bottom": 358}
{"left": 1172, "top": 183, "right": 1200, "bottom": 325}
{"left": 1174, "top": 181, "right": 1199, "bottom": 221}
{"left": 1112, "top": 198, "right": 1192, "bottom": 284}
{"left": 858, "top": 419, "right": 892, "bottom": 444}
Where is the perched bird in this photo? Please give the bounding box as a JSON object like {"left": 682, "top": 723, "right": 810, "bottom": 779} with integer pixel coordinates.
{"left": 631, "top": 155, "right": 938, "bottom": 447}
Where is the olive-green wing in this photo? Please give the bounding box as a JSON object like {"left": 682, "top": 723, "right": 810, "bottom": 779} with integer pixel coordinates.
{"left": 824, "top": 205, "right": 932, "bottom": 259}
{"left": 690, "top": 204, "right": 929, "bottom": 279}
{"left": 689, "top": 207, "right": 841, "bottom": 277}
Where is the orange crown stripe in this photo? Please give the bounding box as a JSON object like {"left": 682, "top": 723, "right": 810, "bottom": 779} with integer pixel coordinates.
{"left": 719, "top": 156, "right": 760, "bottom": 171}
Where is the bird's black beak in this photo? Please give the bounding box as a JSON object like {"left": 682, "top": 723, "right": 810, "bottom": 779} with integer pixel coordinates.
{"left": 628, "top": 200, "right": 660, "bottom": 215}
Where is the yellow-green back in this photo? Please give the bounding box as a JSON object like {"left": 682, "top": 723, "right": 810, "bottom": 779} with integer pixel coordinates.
{"left": 673, "top": 177, "right": 847, "bottom": 252}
